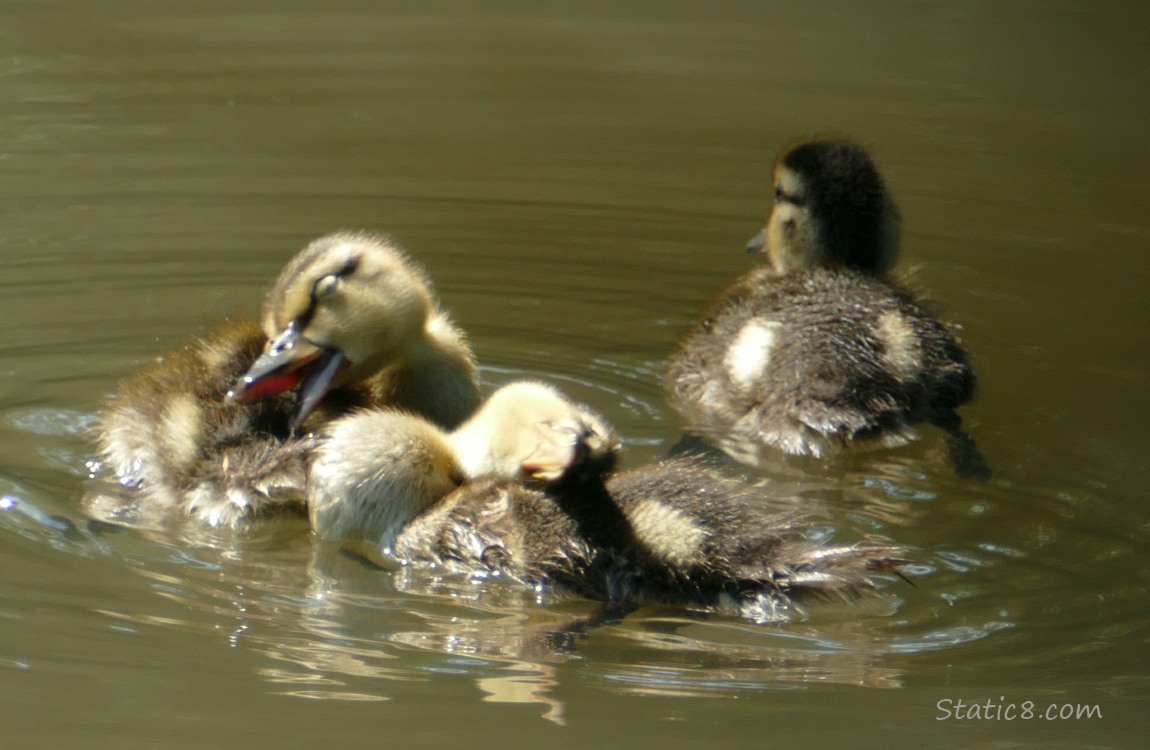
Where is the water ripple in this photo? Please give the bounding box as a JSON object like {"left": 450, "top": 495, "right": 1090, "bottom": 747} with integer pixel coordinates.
{"left": 5, "top": 408, "right": 98, "bottom": 437}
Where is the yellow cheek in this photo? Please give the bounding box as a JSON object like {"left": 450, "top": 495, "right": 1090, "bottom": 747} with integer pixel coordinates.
{"left": 766, "top": 204, "right": 821, "bottom": 273}
{"left": 766, "top": 210, "right": 793, "bottom": 272}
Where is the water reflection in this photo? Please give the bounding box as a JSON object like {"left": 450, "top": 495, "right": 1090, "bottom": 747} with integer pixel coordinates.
{"left": 7, "top": 440, "right": 1143, "bottom": 738}
{"left": 7, "top": 491, "right": 924, "bottom": 692}
{"left": 0, "top": 364, "right": 1125, "bottom": 729}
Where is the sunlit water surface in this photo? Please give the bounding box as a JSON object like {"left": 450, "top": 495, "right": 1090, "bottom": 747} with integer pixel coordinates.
{"left": 1, "top": 2, "right": 1147, "bottom": 748}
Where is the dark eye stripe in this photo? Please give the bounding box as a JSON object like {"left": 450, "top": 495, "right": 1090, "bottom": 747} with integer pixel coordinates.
{"left": 295, "top": 255, "right": 359, "bottom": 330}
{"left": 296, "top": 295, "right": 319, "bottom": 329}
{"left": 775, "top": 188, "right": 806, "bottom": 208}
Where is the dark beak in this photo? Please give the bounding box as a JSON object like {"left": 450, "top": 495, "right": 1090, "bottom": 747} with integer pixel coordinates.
{"left": 229, "top": 324, "right": 351, "bottom": 430}
{"left": 745, "top": 231, "right": 766, "bottom": 255}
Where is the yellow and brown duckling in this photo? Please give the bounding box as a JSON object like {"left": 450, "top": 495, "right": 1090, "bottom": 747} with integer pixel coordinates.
{"left": 309, "top": 380, "right": 619, "bottom": 547}
{"left": 310, "top": 381, "right": 907, "bottom": 623}
{"left": 93, "top": 230, "right": 480, "bottom": 528}
{"left": 667, "top": 138, "right": 989, "bottom": 478}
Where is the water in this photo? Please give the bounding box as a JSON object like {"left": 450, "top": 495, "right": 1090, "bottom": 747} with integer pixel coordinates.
{"left": 1, "top": 1, "right": 1147, "bottom": 747}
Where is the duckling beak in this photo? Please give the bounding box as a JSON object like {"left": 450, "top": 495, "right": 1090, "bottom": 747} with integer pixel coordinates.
{"left": 520, "top": 422, "right": 583, "bottom": 484}
{"left": 745, "top": 230, "right": 766, "bottom": 255}
{"left": 520, "top": 420, "right": 600, "bottom": 485}
{"left": 229, "top": 324, "right": 351, "bottom": 430}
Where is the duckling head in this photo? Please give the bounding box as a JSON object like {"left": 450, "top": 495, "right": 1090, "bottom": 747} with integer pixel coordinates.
{"left": 746, "top": 138, "right": 901, "bottom": 275}
{"left": 230, "top": 230, "right": 437, "bottom": 428}
{"left": 450, "top": 381, "right": 621, "bottom": 487}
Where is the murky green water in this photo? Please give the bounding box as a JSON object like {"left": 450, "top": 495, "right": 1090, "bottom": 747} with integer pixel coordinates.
{"left": 2, "top": 1, "right": 1147, "bottom": 747}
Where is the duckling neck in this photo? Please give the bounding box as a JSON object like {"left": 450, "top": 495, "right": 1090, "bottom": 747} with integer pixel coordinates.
{"left": 370, "top": 314, "right": 480, "bottom": 430}
{"left": 547, "top": 478, "right": 637, "bottom": 552}
{"left": 445, "top": 420, "right": 496, "bottom": 479}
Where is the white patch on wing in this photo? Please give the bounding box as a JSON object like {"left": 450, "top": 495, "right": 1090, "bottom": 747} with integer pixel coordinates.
{"left": 875, "top": 311, "right": 922, "bottom": 379}
{"left": 628, "top": 499, "right": 709, "bottom": 567}
{"left": 724, "top": 320, "right": 781, "bottom": 391}
{"left": 161, "top": 395, "right": 203, "bottom": 469}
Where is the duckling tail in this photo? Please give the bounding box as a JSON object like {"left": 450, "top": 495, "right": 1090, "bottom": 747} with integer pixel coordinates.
{"left": 761, "top": 543, "right": 914, "bottom": 600}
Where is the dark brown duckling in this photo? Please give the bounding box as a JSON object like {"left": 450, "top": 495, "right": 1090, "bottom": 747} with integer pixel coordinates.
{"left": 309, "top": 381, "right": 906, "bottom": 623}
{"left": 93, "top": 230, "right": 480, "bottom": 529}
{"left": 667, "top": 138, "right": 989, "bottom": 478}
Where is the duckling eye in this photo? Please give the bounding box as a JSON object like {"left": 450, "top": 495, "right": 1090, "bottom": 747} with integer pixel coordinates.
{"left": 312, "top": 274, "right": 340, "bottom": 300}
{"left": 775, "top": 185, "right": 807, "bottom": 209}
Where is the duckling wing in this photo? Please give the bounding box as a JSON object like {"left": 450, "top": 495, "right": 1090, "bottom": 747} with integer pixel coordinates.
{"left": 181, "top": 435, "right": 315, "bottom": 527}
{"left": 603, "top": 459, "right": 910, "bottom": 614}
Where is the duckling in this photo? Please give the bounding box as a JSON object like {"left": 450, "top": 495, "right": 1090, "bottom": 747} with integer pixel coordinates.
{"left": 667, "top": 138, "right": 989, "bottom": 478}
{"left": 93, "top": 230, "right": 480, "bottom": 529}
{"left": 399, "top": 461, "right": 906, "bottom": 622}
{"left": 309, "top": 381, "right": 906, "bottom": 622}
{"left": 308, "top": 380, "right": 619, "bottom": 547}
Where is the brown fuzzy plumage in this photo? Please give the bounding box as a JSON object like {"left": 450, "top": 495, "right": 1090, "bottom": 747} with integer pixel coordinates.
{"left": 668, "top": 265, "right": 976, "bottom": 459}
{"left": 667, "top": 138, "right": 989, "bottom": 478}
{"left": 394, "top": 458, "right": 908, "bottom": 622}
{"left": 91, "top": 231, "right": 480, "bottom": 529}
{"left": 93, "top": 320, "right": 373, "bottom": 528}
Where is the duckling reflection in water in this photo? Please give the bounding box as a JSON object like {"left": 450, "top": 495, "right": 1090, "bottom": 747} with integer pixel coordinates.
{"left": 92, "top": 230, "right": 480, "bottom": 529}
{"left": 310, "top": 380, "right": 908, "bottom": 623}
{"left": 667, "top": 138, "right": 990, "bottom": 479}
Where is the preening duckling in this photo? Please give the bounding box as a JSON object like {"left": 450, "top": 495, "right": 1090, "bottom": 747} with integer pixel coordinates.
{"left": 309, "top": 381, "right": 905, "bottom": 622}
{"left": 398, "top": 460, "right": 906, "bottom": 622}
{"left": 231, "top": 231, "right": 479, "bottom": 430}
{"left": 308, "top": 380, "right": 618, "bottom": 547}
{"left": 668, "top": 139, "right": 989, "bottom": 478}
{"left": 93, "top": 230, "right": 480, "bottom": 528}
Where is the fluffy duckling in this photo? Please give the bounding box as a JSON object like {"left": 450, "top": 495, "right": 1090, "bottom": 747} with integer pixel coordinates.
{"left": 400, "top": 461, "right": 906, "bottom": 622}
{"left": 309, "top": 380, "right": 619, "bottom": 547}
{"left": 310, "top": 381, "right": 905, "bottom": 622}
{"left": 94, "top": 230, "right": 480, "bottom": 528}
{"left": 667, "top": 139, "right": 989, "bottom": 478}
